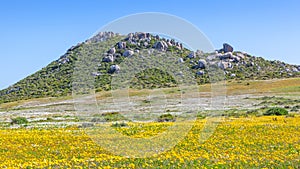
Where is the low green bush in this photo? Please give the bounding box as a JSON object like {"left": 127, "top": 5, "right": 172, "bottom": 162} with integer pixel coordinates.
{"left": 111, "top": 122, "right": 128, "bottom": 127}
{"left": 157, "top": 113, "right": 175, "bottom": 122}
{"left": 11, "top": 117, "right": 28, "bottom": 125}
{"left": 263, "top": 107, "right": 288, "bottom": 116}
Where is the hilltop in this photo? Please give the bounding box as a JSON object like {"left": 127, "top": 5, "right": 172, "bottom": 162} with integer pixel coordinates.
{"left": 0, "top": 32, "right": 299, "bottom": 103}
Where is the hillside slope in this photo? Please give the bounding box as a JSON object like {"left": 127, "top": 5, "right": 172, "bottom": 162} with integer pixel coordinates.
{"left": 0, "top": 32, "right": 299, "bottom": 103}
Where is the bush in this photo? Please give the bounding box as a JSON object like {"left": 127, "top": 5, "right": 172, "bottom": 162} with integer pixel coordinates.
{"left": 11, "top": 117, "right": 28, "bottom": 125}
{"left": 111, "top": 122, "right": 128, "bottom": 127}
{"left": 157, "top": 114, "right": 175, "bottom": 122}
{"left": 263, "top": 107, "right": 288, "bottom": 116}
{"left": 102, "top": 112, "right": 126, "bottom": 122}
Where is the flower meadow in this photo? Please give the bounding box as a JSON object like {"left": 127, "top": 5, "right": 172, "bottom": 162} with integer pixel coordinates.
{"left": 0, "top": 116, "right": 299, "bottom": 168}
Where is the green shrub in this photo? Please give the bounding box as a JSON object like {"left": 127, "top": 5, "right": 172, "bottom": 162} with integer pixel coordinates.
{"left": 11, "top": 117, "right": 28, "bottom": 125}
{"left": 101, "top": 112, "right": 125, "bottom": 122}
{"left": 263, "top": 107, "right": 288, "bottom": 116}
{"left": 111, "top": 122, "right": 128, "bottom": 127}
{"left": 157, "top": 113, "right": 175, "bottom": 122}
{"left": 197, "top": 114, "right": 206, "bottom": 119}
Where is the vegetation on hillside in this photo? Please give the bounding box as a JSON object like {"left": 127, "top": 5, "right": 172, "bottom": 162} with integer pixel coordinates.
{"left": 0, "top": 32, "right": 299, "bottom": 103}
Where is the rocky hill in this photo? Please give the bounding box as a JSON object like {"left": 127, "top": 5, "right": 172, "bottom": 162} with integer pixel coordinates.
{"left": 0, "top": 32, "right": 299, "bottom": 103}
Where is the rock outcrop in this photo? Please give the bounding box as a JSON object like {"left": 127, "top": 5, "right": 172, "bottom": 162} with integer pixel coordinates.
{"left": 86, "top": 32, "right": 117, "bottom": 43}
{"left": 154, "top": 41, "right": 168, "bottom": 51}
{"left": 218, "top": 43, "right": 234, "bottom": 53}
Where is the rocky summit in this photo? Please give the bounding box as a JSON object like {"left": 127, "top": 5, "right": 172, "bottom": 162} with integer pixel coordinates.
{"left": 0, "top": 32, "right": 299, "bottom": 103}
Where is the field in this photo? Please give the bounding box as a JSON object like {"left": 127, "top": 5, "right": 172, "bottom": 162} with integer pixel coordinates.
{"left": 0, "top": 116, "right": 299, "bottom": 168}
{"left": 0, "top": 78, "right": 300, "bottom": 168}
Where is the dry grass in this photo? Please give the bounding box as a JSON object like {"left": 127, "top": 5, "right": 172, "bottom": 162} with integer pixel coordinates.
{"left": 225, "top": 78, "right": 300, "bottom": 95}
{"left": 2, "top": 78, "right": 299, "bottom": 110}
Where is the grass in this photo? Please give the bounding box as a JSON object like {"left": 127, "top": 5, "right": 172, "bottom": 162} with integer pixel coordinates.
{"left": 271, "top": 85, "right": 300, "bottom": 93}
{"left": 96, "top": 77, "right": 300, "bottom": 99}
{"left": 0, "top": 95, "right": 73, "bottom": 111}
{"left": 225, "top": 78, "right": 300, "bottom": 94}
{"left": 1, "top": 78, "right": 299, "bottom": 111}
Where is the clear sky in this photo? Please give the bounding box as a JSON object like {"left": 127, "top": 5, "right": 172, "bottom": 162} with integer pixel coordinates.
{"left": 0, "top": 0, "right": 299, "bottom": 90}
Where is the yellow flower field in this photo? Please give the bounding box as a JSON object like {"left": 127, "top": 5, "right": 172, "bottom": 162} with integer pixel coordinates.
{"left": 0, "top": 116, "right": 299, "bottom": 168}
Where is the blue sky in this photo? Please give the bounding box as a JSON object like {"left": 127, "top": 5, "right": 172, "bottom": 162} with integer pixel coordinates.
{"left": 0, "top": 0, "right": 299, "bottom": 89}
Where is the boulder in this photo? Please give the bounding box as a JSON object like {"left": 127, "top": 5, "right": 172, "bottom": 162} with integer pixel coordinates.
{"left": 166, "top": 41, "right": 173, "bottom": 47}
{"left": 68, "top": 43, "right": 81, "bottom": 52}
{"left": 178, "top": 58, "right": 184, "bottom": 63}
{"left": 123, "top": 50, "right": 134, "bottom": 57}
{"left": 196, "top": 50, "right": 203, "bottom": 56}
{"left": 223, "top": 43, "right": 234, "bottom": 53}
{"left": 218, "top": 61, "right": 232, "bottom": 69}
{"left": 102, "top": 54, "right": 114, "bottom": 62}
{"left": 236, "top": 53, "right": 245, "bottom": 59}
{"left": 292, "top": 67, "right": 299, "bottom": 72}
{"left": 198, "top": 59, "right": 207, "bottom": 69}
{"left": 58, "top": 56, "right": 70, "bottom": 64}
{"left": 170, "top": 39, "right": 175, "bottom": 45}
{"left": 146, "top": 33, "right": 151, "bottom": 39}
{"left": 137, "top": 32, "right": 147, "bottom": 39}
{"left": 196, "top": 71, "right": 205, "bottom": 76}
{"left": 180, "top": 43, "right": 183, "bottom": 50}
{"left": 86, "top": 31, "right": 115, "bottom": 43}
{"left": 257, "top": 66, "right": 261, "bottom": 71}
{"left": 153, "top": 41, "right": 168, "bottom": 51}
{"left": 208, "top": 61, "right": 217, "bottom": 66}
{"left": 108, "top": 47, "right": 116, "bottom": 54}
{"left": 143, "top": 41, "right": 149, "bottom": 47}
{"left": 219, "top": 52, "right": 233, "bottom": 60}
{"left": 117, "top": 41, "right": 126, "bottom": 49}
{"left": 231, "top": 55, "right": 240, "bottom": 62}
{"left": 187, "top": 51, "right": 196, "bottom": 58}
{"left": 109, "top": 65, "right": 120, "bottom": 73}
{"left": 113, "top": 53, "right": 121, "bottom": 58}
{"left": 218, "top": 62, "right": 226, "bottom": 69}
{"left": 207, "top": 54, "right": 217, "bottom": 61}
{"left": 126, "top": 33, "right": 134, "bottom": 40}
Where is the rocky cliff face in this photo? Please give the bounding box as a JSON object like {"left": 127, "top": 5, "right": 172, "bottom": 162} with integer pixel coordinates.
{"left": 0, "top": 32, "right": 299, "bottom": 103}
